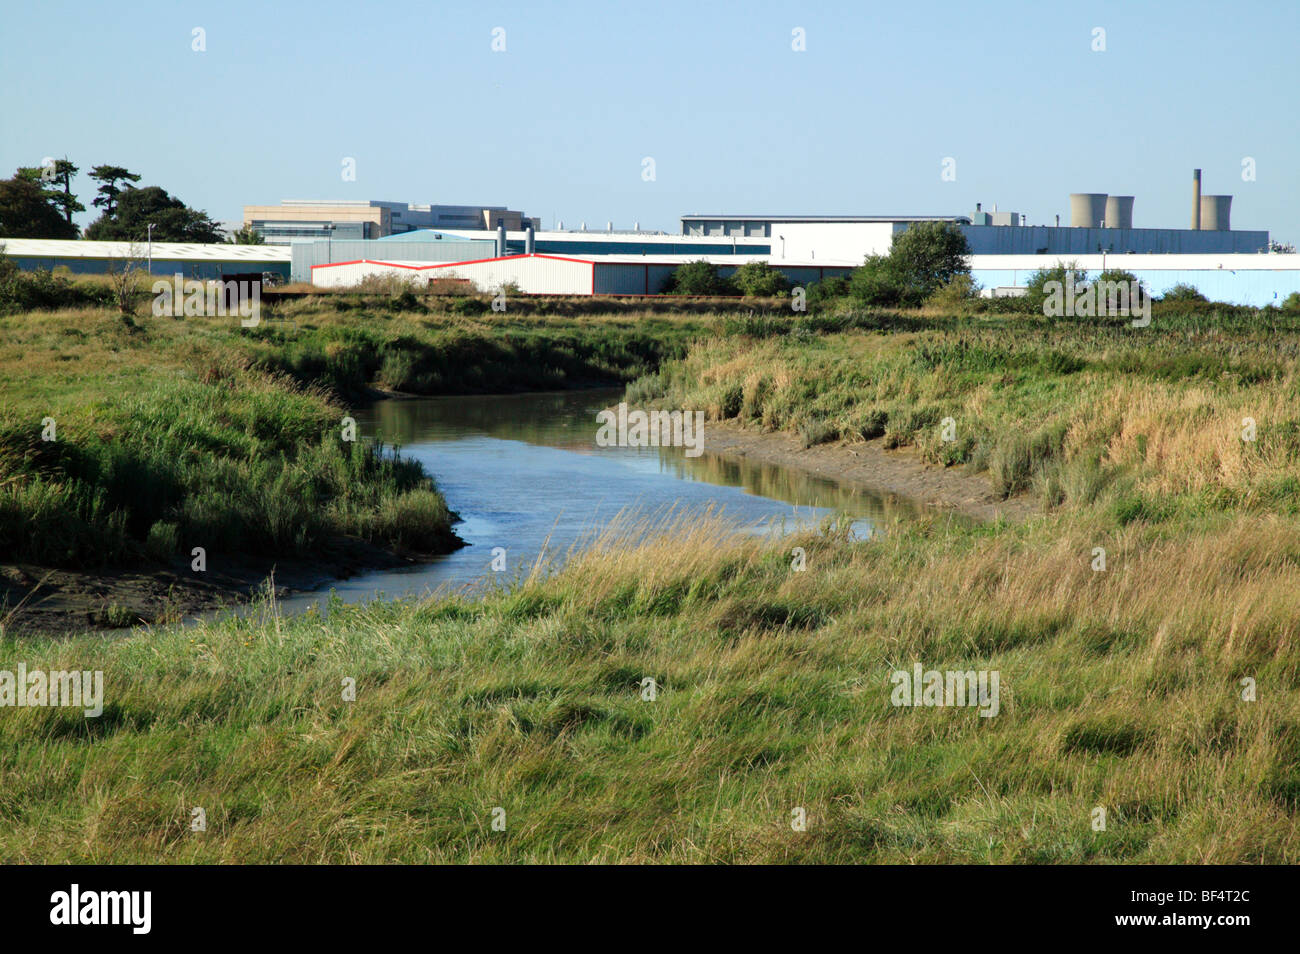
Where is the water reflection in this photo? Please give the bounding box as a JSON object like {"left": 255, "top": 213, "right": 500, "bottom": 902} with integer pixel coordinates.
{"left": 270, "top": 388, "right": 927, "bottom": 612}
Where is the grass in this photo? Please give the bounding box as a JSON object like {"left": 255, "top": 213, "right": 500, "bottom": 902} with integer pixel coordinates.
{"left": 1, "top": 510, "right": 1296, "bottom": 862}
{"left": 3, "top": 297, "right": 1300, "bottom": 862}
{"left": 626, "top": 315, "right": 1300, "bottom": 523}
{"left": 0, "top": 312, "right": 460, "bottom": 570}
{"left": 0, "top": 300, "right": 711, "bottom": 573}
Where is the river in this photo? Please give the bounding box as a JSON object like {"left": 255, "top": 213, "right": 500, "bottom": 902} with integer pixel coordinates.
{"left": 273, "top": 388, "right": 922, "bottom": 613}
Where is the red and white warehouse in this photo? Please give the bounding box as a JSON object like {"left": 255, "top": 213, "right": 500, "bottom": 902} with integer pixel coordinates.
{"left": 310, "top": 253, "right": 855, "bottom": 295}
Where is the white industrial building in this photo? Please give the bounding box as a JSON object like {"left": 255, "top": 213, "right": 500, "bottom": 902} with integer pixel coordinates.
{"left": 970, "top": 253, "right": 1300, "bottom": 308}
{"left": 0, "top": 238, "right": 291, "bottom": 280}
{"left": 310, "top": 253, "right": 856, "bottom": 295}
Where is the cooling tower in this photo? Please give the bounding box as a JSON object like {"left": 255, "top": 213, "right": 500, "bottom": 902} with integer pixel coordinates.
{"left": 1199, "top": 195, "right": 1232, "bottom": 231}
{"left": 1104, "top": 195, "right": 1134, "bottom": 230}
{"left": 1069, "top": 193, "right": 1108, "bottom": 228}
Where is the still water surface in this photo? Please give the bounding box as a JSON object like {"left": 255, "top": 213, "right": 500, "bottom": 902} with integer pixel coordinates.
{"left": 274, "top": 388, "right": 923, "bottom": 613}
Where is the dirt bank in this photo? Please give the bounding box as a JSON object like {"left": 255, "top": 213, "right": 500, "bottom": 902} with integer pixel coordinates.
{"left": 703, "top": 420, "right": 1037, "bottom": 524}
{"left": 0, "top": 536, "right": 463, "bottom": 637}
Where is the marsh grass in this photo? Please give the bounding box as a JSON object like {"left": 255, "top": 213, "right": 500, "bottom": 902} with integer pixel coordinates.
{"left": 1, "top": 511, "right": 1296, "bottom": 862}
{"left": 5, "top": 302, "right": 1300, "bottom": 863}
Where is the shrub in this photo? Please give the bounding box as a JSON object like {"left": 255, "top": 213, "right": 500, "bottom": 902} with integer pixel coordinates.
{"left": 731, "top": 261, "right": 791, "bottom": 297}
{"left": 925, "top": 274, "right": 979, "bottom": 311}
{"left": 1023, "top": 262, "right": 1086, "bottom": 316}
{"left": 1161, "top": 283, "right": 1208, "bottom": 304}
{"left": 666, "top": 261, "right": 737, "bottom": 297}
{"left": 849, "top": 255, "right": 906, "bottom": 306}
{"left": 805, "top": 275, "right": 850, "bottom": 307}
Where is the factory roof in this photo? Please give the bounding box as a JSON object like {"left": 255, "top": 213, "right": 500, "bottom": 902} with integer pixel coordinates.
{"left": 681, "top": 214, "right": 971, "bottom": 224}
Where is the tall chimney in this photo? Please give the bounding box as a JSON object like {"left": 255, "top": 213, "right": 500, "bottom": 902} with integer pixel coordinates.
{"left": 1192, "top": 169, "right": 1202, "bottom": 230}
{"left": 525, "top": 225, "right": 535, "bottom": 254}
{"left": 497, "top": 222, "right": 507, "bottom": 257}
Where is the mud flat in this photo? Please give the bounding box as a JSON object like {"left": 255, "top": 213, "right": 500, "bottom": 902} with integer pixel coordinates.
{"left": 703, "top": 420, "right": 1036, "bottom": 524}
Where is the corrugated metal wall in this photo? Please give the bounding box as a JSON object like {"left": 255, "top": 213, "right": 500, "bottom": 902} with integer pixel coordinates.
{"left": 431, "top": 256, "right": 592, "bottom": 294}
{"left": 312, "top": 256, "right": 594, "bottom": 294}
{"left": 291, "top": 239, "right": 494, "bottom": 283}
{"left": 9, "top": 257, "right": 290, "bottom": 281}
{"left": 960, "top": 226, "right": 1269, "bottom": 255}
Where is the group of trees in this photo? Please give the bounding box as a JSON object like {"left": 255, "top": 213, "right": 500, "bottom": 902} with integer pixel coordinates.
{"left": 0, "top": 158, "right": 224, "bottom": 243}
{"left": 665, "top": 259, "right": 793, "bottom": 297}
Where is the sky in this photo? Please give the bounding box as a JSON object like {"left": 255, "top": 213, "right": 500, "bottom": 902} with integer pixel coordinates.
{"left": 2, "top": 0, "right": 1297, "bottom": 242}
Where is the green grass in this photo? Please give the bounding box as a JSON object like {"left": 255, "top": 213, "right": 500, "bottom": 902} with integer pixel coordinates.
{"left": 1, "top": 511, "right": 1296, "bottom": 862}
{"left": 4, "top": 298, "right": 1300, "bottom": 862}
{"left": 628, "top": 315, "right": 1300, "bottom": 526}
{"left": 0, "top": 301, "right": 707, "bottom": 572}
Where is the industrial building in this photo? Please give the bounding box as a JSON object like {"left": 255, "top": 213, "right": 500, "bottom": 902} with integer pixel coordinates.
{"left": 242, "top": 199, "right": 538, "bottom": 243}
{"left": 970, "top": 253, "right": 1300, "bottom": 309}
{"left": 288, "top": 226, "right": 774, "bottom": 282}
{"left": 289, "top": 233, "right": 497, "bottom": 284}
{"left": 0, "top": 238, "right": 290, "bottom": 281}
{"left": 309, "top": 253, "right": 854, "bottom": 295}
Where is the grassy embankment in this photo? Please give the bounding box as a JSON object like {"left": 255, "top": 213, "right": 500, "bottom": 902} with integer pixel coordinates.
{"left": 3, "top": 301, "right": 1300, "bottom": 862}
{"left": 0, "top": 298, "right": 701, "bottom": 627}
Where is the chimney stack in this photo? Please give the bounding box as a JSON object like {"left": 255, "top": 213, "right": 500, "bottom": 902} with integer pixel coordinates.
{"left": 1192, "top": 169, "right": 1202, "bottom": 230}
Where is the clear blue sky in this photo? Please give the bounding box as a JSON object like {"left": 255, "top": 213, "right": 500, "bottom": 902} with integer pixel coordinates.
{"left": 3, "top": 0, "right": 1296, "bottom": 241}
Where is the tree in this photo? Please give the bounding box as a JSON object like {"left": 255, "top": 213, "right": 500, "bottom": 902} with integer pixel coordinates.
{"left": 884, "top": 221, "right": 972, "bottom": 305}
{"left": 89, "top": 165, "right": 141, "bottom": 218}
{"left": 228, "top": 224, "right": 265, "bottom": 245}
{"left": 0, "top": 176, "right": 78, "bottom": 238}
{"left": 730, "top": 261, "right": 790, "bottom": 297}
{"left": 666, "top": 260, "right": 737, "bottom": 296}
{"left": 17, "top": 159, "right": 83, "bottom": 227}
{"left": 85, "top": 185, "right": 222, "bottom": 243}
{"left": 848, "top": 221, "right": 971, "bottom": 307}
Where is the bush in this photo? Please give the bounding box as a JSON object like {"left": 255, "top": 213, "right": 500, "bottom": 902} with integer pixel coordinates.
{"left": 666, "top": 260, "right": 737, "bottom": 296}
{"left": 0, "top": 252, "right": 111, "bottom": 313}
{"left": 731, "top": 261, "right": 790, "bottom": 297}
{"left": 806, "top": 275, "right": 850, "bottom": 307}
{"left": 1023, "top": 262, "right": 1086, "bottom": 316}
{"left": 925, "top": 274, "right": 979, "bottom": 310}
{"left": 1161, "top": 283, "right": 1207, "bottom": 305}
{"left": 849, "top": 255, "right": 906, "bottom": 306}
{"left": 1280, "top": 291, "right": 1300, "bottom": 314}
